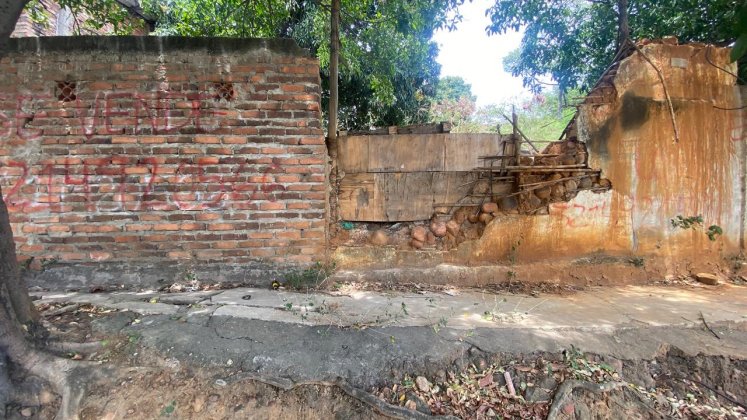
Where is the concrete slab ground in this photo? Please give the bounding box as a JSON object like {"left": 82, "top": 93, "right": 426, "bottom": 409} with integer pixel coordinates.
{"left": 33, "top": 284, "right": 747, "bottom": 389}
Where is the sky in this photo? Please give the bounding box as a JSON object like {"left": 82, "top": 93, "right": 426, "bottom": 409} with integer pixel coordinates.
{"left": 432, "top": 0, "right": 529, "bottom": 106}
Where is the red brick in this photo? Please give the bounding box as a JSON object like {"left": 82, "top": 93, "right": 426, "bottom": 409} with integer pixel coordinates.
{"left": 223, "top": 136, "right": 247, "bottom": 144}
{"left": 196, "top": 157, "right": 219, "bottom": 164}
{"left": 250, "top": 248, "right": 275, "bottom": 257}
{"left": 167, "top": 251, "right": 192, "bottom": 259}
{"left": 196, "top": 213, "right": 221, "bottom": 221}
{"left": 195, "top": 136, "right": 220, "bottom": 144}
{"left": 208, "top": 223, "right": 235, "bottom": 231}
{"left": 299, "top": 134, "right": 324, "bottom": 144}
{"left": 90, "top": 252, "right": 112, "bottom": 261}
{"left": 214, "top": 241, "right": 238, "bottom": 249}
{"left": 112, "top": 136, "right": 137, "bottom": 144}
{"left": 249, "top": 232, "right": 273, "bottom": 239}
{"left": 126, "top": 224, "right": 153, "bottom": 231}
{"left": 180, "top": 223, "right": 204, "bottom": 231}
{"left": 124, "top": 167, "right": 150, "bottom": 175}
{"left": 115, "top": 236, "right": 140, "bottom": 243}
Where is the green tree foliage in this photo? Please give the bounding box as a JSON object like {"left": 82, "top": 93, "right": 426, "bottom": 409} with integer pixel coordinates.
{"left": 24, "top": 0, "right": 143, "bottom": 34}
{"left": 435, "top": 88, "right": 577, "bottom": 138}
{"left": 138, "top": 0, "right": 465, "bottom": 130}
{"left": 487, "top": 0, "right": 741, "bottom": 93}
{"left": 435, "top": 75, "right": 477, "bottom": 102}
{"left": 477, "top": 89, "right": 577, "bottom": 140}
{"left": 431, "top": 96, "right": 478, "bottom": 132}
{"left": 430, "top": 76, "right": 479, "bottom": 132}
{"left": 733, "top": 1, "right": 747, "bottom": 62}
{"left": 142, "top": 0, "right": 291, "bottom": 37}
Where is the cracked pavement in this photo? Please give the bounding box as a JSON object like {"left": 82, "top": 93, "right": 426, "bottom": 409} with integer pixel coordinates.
{"left": 32, "top": 284, "right": 747, "bottom": 389}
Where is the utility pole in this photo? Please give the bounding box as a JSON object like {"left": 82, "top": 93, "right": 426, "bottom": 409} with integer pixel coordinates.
{"left": 328, "top": 0, "right": 340, "bottom": 143}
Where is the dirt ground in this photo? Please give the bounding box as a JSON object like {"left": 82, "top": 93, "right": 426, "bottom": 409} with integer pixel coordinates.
{"left": 6, "top": 295, "right": 746, "bottom": 420}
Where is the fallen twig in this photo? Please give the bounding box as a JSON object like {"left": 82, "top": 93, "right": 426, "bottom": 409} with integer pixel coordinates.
{"left": 675, "top": 376, "right": 747, "bottom": 410}
{"left": 630, "top": 40, "right": 680, "bottom": 143}
{"left": 699, "top": 311, "right": 720, "bottom": 339}
{"left": 504, "top": 371, "right": 516, "bottom": 396}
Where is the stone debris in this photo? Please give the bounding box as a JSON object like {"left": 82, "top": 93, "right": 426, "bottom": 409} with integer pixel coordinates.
{"left": 192, "top": 395, "right": 205, "bottom": 413}
{"left": 694, "top": 273, "right": 720, "bottom": 286}
{"left": 429, "top": 220, "right": 447, "bottom": 238}
{"left": 415, "top": 376, "right": 430, "bottom": 393}
{"left": 369, "top": 230, "right": 389, "bottom": 246}
{"left": 411, "top": 226, "right": 427, "bottom": 243}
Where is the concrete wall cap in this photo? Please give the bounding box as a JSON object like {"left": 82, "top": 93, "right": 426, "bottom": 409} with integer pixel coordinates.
{"left": 5, "top": 36, "right": 313, "bottom": 57}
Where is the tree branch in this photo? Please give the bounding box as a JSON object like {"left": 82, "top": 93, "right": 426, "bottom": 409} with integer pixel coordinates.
{"left": 630, "top": 40, "right": 680, "bottom": 143}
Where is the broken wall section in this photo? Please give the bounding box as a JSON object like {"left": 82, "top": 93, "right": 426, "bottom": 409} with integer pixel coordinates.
{"left": 468, "top": 41, "right": 743, "bottom": 265}
{"left": 332, "top": 125, "right": 609, "bottom": 257}
{"left": 332, "top": 42, "right": 743, "bottom": 277}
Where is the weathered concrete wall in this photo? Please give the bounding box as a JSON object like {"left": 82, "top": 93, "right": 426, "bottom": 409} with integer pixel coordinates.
{"left": 466, "top": 43, "right": 742, "bottom": 265}
{"left": 0, "top": 37, "right": 326, "bottom": 274}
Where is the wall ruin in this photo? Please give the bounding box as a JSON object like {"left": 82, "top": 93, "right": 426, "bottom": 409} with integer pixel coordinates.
{"left": 0, "top": 37, "right": 742, "bottom": 287}
{"left": 467, "top": 42, "right": 742, "bottom": 263}
{"left": 332, "top": 42, "right": 744, "bottom": 279}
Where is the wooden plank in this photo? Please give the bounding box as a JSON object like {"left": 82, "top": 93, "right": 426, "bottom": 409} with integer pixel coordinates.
{"left": 339, "top": 133, "right": 510, "bottom": 174}
{"left": 338, "top": 172, "right": 481, "bottom": 221}
{"left": 338, "top": 172, "right": 381, "bottom": 220}
{"left": 367, "top": 134, "right": 446, "bottom": 172}
{"left": 346, "top": 126, "right": 391, "bottom": 136}
{"left": 349, "top": 122, "right": 450, "bottom": 135}
{"left": 379, "top": 172, "right": 437, "bottom": 221}
{"left": 381, "top": 173, "right": 427, "bottom": 220}
{"left": 338, "top": 135, "right": 369, "bottom": 173}
{"left": 446, "top": 134, "right": 508, "bottom": 171}
{"left": 396, "top": 122, "right": 448, "bottom": 134}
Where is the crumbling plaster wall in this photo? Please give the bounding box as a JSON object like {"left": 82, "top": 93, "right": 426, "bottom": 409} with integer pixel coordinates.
{"left": 465, "top": 43, "right": 743, "bottom": 264}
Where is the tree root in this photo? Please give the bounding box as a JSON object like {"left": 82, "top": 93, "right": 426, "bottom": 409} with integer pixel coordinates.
{"left": 11, "top": 352, "right": 150, "bottom": 419}
{"left": 46, "top": 340, "right": 106, "bottom": 355}
{"left": 230, "top": 373, "right": 457, "bottom": 420}
{"left": 42, "top": 304, "right": 79, "bottom": 317}
{"left": 21, "top": 355, "right": 96, "bottom": 419}
{"left": 11, "top": 346, "right": 128, "bottom": 419}
{"left": 0, "top": 353, "right": 9, "bottom": 419}
{"left": 9, "top": 378, "right": 57, "bottom": 407}
{"left": 547, "top": 380, "right": 626, "bottom": 420}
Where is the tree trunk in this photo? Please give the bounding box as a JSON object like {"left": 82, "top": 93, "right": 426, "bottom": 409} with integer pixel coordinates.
{"left": 0, "top": 0, "right": 29, "bottom": 48}
{"left": 328, "top": 0, "right": 340, "bottom": 142}
{"left": 616, "top": 0, "right": 629, "bottom": 49}
{"left": 0, "top": 0, "right": 39, "bottom": 330}
{"left": 0, "top": 4, "right": 107, "bottom": 418}
{"left": 0, "top": 184, "right": 38, "bottom": 327}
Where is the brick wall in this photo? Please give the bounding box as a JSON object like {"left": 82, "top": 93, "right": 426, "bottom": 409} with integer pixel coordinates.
{"left": 0, "top": 37, "right": 327, "bottom": 273}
